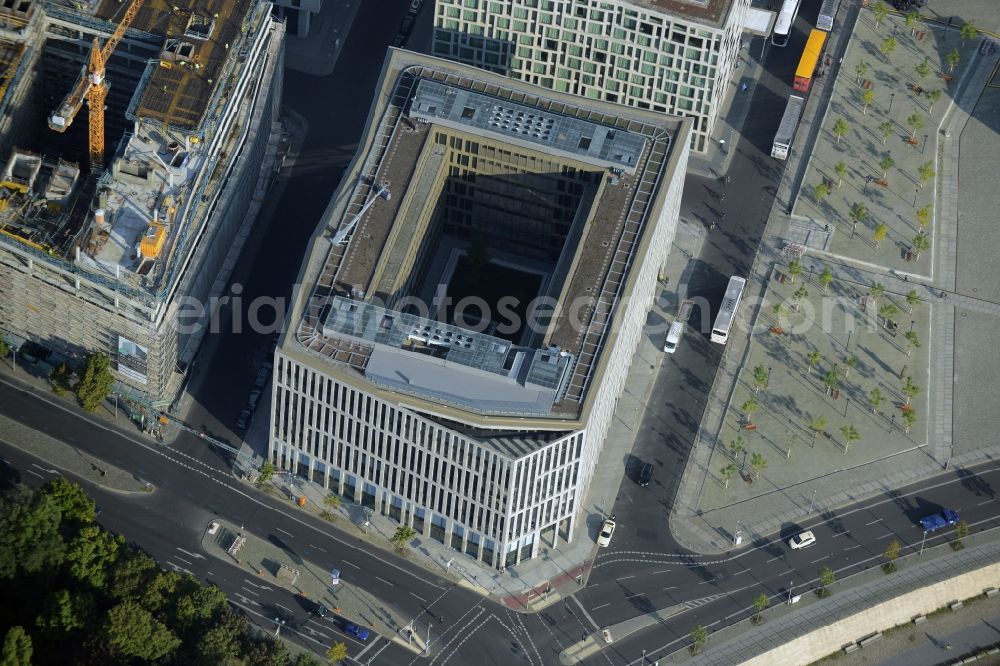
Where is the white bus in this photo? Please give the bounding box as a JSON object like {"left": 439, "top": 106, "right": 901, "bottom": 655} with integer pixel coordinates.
{"left": 711, "top": 276, "right": 747, "bottom": 344}
{"left": 771, "top": 0, "right": 801, "bottom": 46}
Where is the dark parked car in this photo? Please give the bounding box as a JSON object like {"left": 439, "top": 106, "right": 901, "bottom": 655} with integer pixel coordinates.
{"left": 400, "top": 15, "right": 415, "bottom": 36}
{"left": 638, "top": 463, "right": 654, "bottom": 487}
{"left": 919, "top": 509, "right": 959, "bottom": 532}
{"left": 311, "top": 603, "right": 329, "bottom": 618}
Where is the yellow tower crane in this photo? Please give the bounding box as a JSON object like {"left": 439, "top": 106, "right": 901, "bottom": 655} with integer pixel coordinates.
{"left": 48, "top": 0, "right": 145, "bottom": 171}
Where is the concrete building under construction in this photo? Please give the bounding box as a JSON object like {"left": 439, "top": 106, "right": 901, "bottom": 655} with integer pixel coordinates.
{"left": 0, "top": 0, "right": 285, "bottom": 406}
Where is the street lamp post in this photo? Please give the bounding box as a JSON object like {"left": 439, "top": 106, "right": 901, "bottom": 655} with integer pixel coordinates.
{"left": 888, "top": 92, "right": 895, "bottom": 113}
{"left": 919, "top": 529, "right": 929, "bottom": 555}
{"left": 809, "top": 488, "right": 818, "bottom": 514}
{"left": 273, "top": 618, "right": 285, "bottom": 638}
{"left": 767, "top": 366, "right": 772, "bottom": 388}
{"left": 923, "top": 133, "right": 928, "bottom": 154}
{"left": 425, "top": 623, "right": 431, "bottom": 656}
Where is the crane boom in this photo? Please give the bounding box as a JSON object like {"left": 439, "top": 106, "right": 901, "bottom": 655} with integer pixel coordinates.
{"left": 46, "top": 0, "right": 145, "bottom": 170}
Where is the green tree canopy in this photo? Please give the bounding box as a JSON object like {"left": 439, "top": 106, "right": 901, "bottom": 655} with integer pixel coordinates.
{"left": 0, "top": 485, "right": 65, "bottom": 578}
{"left": 1, "top": 626, "right": 33, "bottom": 666}
{"left": 65, "top": 525, "right": 125, "bottom": 589}
{"left": 103, "top": 600, "right": 182, "bottom": 661}
{"left": 41, "top": 477, "right": 96, "bottom": 524}
{"left": 75, "top": 353, "right": 114, "bottom": 413}
{"left": 35, "top": 588, "right": 94, "bottom": 639}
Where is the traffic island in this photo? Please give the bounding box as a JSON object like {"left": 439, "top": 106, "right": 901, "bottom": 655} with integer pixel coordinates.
{"left": 199, "top": 518, "right": 426, "bottom": 655}
{"left": 0, "top": 413, "right": 154, "bottom": 494}
{"left": 558, "top": 603, "right": 686, "bottom": 665}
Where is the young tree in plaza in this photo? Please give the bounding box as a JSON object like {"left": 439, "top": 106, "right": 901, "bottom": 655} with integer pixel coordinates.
{"left": 822, "top": 369, "right": 839, "bottom": 396}
{"left": 720, "top": 463, "right": 738, "bottom": 489}
{"left": 912, "top": 232, "right": 930, "bottom": 260}
{"left": 749, "top": 452, "right": 767, "bottom": 480}
{"left": 843, "top": 354, "right": 858, "bottom": 377}
{"left": 390, "top": 526, "right": 417, "bottom": 551}
{"left": 914, "top": 57, "right": 931, "bottom": 81}
{"left": 772, "top": 302, "right": 788, "bottom": 325}
{"left": 869, "top": 282, "right": 886, "bottom": 304}
{"left": 855, "top": 60, "right": 869, "bottom": 84}
{"left": 917, "top": 161, "right": 935, "bottom": 188}
{"left": 904, "top": 330, "right": 920, "bottom": 356}
{"left": 834, "top": 161, "right": 848, "bottom": 188}
{"left": 849, "top": 203, "right": 869, "bottom": 234}
{"left": 869, "top": 387, "right": 886, "bottom": 414}
{"left": 819, "top": 266, "right": 834, "bottom": 293}
{"left": 873, "top": 223, "right": 888, "bottom": 251}
{"left": 832, "top": 117, "right": 850, "bottom": 144}
{"left": 808, "top": 414, "right": 827, "bottom": 443}
{"left": 879, "top": 303, "right": 899, "bottom": 329}
{"left": 916, "top": 204, "right": 931, "bottom": 229}
{"left": 906, "top": 289, "right": 923, "bottom": 313}
{"left": 805, "top": 351, "right": 822, "bottom": 376}
{"left": 926, "top": 88, "right": 942, "bottom": 113}
{"left": 903, "top": 376, "right": 921, "bottom": 405}
{"left": 961, "top": 20, "right": 978, "bottom": 46}
{"left": 871, "top": 1, "right": 888, "bottom": 29}
{"left": 793, "top": 285, "right": 809, "bottom": 313}
{"left": 902, "top": 408, "right": 917, "bottom": 434}
{"left": 814, "top": 182, "right": 830, "bottom": 204}
{"left": 788, "top": 258, "right": 803, "bottom": 283}
{"left": 905, "top": 10, "right": 921, "bottom": 37}
{"left": 861, "top": 89, "right": 875, "bottom": 116}
{"left": 906, "top": 112, "right": 924, "bottom": 139}
{"left": 879, "top": 155, "right": 895, "bottom": 180}
{"left": 878, "top": 120, "right": 895, "bottom": 145}
{"left": 741, "top": 397, "right": 759, "bottom": 424}
{"left": 946, "top": 48, "right": 961, "bottom": 74}
{"left": 879, "top": 36, "right": 898, "bottom": 64}
{"left": 840, "top": 424, "right": 860, "bottom": 454}
{"left": 752, "top": 365, "right": 769, "bottom": 394}
{"left": 729, "top": 436, "right": 746, "bottom": 463}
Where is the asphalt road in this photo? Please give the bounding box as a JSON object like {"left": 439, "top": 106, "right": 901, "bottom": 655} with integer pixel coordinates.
{"left": 4, "top": 375, "right": 1000, "bottom": 666}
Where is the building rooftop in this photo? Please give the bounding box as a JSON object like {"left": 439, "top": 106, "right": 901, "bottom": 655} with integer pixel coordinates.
{"left": 625, "top": 0, "right": 737, "bottom": 28}
{"left": 290, "top": 51, "right": 685, "bottom": 424}
{"left": 95, "top": 0, "right": 262, "bottom": 131}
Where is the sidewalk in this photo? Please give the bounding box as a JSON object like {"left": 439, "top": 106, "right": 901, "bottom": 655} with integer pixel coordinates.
{"left": 234, "top": 217, "right": 708, "bottom": 614}
{"left": 201, "top": 518, "right": 424, "bottom": 654}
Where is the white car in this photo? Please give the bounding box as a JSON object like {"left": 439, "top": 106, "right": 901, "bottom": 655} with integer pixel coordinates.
{"left": 597, "top": 519, "right": 616, "bottom": 547}
{"left": 788, "top": 530, "right": 817, "bottom": 549}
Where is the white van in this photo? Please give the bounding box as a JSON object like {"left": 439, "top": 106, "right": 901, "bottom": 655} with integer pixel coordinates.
{"left": 663, "top": 321, "right": 683, "bottom": 353}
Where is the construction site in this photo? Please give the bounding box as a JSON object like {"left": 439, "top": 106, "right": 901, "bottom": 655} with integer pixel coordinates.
{"left": 0, "top": 0, "right": 286, "bottom": 406}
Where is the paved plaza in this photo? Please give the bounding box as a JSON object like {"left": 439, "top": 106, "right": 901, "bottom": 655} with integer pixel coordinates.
{"left": 698, "top": 267, "right": 931, "bottom": 521}
{"left": 791, "top": 10, "right": 978, "bottom": 276}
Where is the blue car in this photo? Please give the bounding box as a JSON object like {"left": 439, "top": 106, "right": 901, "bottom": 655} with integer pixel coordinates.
{"left": 345, "top": 623, "right": 370, "bottom": 641}
{"left": 919, "top": 509, "right": 959, "bottom": 532}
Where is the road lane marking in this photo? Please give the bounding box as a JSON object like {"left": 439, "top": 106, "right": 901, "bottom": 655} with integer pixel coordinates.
{"left": 810, "top": 555, "right": 830, "bottom": 564}
{"left": 765, "top": 556, "right": 781, "bottom": 563}
{"left": 877, "top": 532, "right": 895, "bottom": 540}
{"left": 592, "top": 602, "right": 610, "bottom": 610}
{"left": 653, "top": 569, "right": 672, "bottom": 574}
{"left": 276, "top": 528, "right": 293, "bottom": 537}
{"left": 375, "top": 576, "right": 393, "bottom": 586}
{"left": 663, "top": 586, "right": 676, "bottom": 591}
{"left": 625, "top": 593, "right": 646, "bottom": 600}
{"left": 342, "top": 560, "right": 360, "bottom": 569}
{"left": 240, "top": 586, "right": 260, "bottom": 596}
{"left": 176, "top": 547, "right": 205, "bottom": 559}
{"left": 409, "top": 591, "right": 426, "bottom": 602}
{"left": 25, "top": 469, "right": 43, "bottom": 479}
{"left": 979, "top": 500, "right": 994, "bottom": 506}
{"left": 310, "top": 543, "right": 327, "bottom": 552}
{"left": 174, "top": 555, "right": 192, "bottom": 565}
{"left": 616, "top": 575, "right": 635, "bottom": 581}
{"left": 274, "top": 603, "right": 292, "bottom": 612}
{"left": 733, "top": 568, "right": 751, "bottom": 575}
{"left": 570, "top": 596, "right": 601, "bottom": 632}
{"left": 866, "top": 518, "right": 884, "bottom": 525}
{"left": 832, "top": 531, "right": 850, "bottom": 538}
{"left": 844, "top": 544, "right": 863, "bottom": 551}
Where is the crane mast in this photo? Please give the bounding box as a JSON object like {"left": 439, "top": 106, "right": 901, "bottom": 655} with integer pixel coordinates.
{"left": 47, "top": 0, "right": 145, "bottom": 171}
